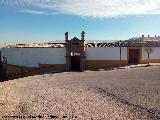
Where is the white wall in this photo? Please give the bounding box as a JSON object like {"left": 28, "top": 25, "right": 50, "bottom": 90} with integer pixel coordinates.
{"left": 1, "top": 48, "right": 66, "bottom": 67}
{"left": 86, "top": 47, "right": 127, "bottom": 60}
{"left": 142, "top": 47, "right": 160, "bottom": 60}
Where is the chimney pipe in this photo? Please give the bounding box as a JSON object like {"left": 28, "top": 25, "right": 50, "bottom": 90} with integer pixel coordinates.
{"left": 148, "top": 35, "right": 150, "bottom": 37}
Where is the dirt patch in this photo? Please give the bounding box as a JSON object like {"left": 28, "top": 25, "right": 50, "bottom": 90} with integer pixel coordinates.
{"left": 0, "top": 66, "right": 160, "bottom": 119}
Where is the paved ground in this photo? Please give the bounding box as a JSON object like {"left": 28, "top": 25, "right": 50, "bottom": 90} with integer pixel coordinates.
{"left": 0, "top": 65, "right": 160, "bottom": 120}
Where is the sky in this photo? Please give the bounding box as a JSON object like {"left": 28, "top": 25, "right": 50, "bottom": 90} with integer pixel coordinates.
{"left": 0, "top": 0, "right": 160, "bottom": 45}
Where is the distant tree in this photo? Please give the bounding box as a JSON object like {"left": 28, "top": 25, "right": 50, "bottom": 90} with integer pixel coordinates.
{"left": 144, "top": 41, "right": 153, "bottom": 66}
{"left": 127, "top": 37, "right": 143, "bottom": 42}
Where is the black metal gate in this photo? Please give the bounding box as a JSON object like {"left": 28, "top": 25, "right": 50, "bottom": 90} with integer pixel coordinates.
{"left": 71, "top": 56, "right": 80, "bottom": 71}
{"left": 0, "top": 51, "right": 7, "bottom": 82}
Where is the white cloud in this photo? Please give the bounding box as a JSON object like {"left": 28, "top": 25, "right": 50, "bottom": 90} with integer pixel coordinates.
{"left": 19, "top": 9, "right": 49, "bottom": 15}
{"left": 1, "top": 0, "right": 160, "bottom": 18}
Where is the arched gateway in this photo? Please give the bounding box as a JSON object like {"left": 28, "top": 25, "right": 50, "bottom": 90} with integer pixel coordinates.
{"left": 65, "top": 31, "right": 86, "bottom": 71}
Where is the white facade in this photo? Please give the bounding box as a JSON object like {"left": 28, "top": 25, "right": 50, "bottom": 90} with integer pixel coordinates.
{"left": 86, "top": 47, "right": 127, "bottom": 60}
{"left": 142, "top": 47, "right": 160, "bottom": 60}
{"left": 1, "top": 48, "right": 66, "bottom": 67}
{"left": 1, "top": 47, "right": 160, "bottom": 68}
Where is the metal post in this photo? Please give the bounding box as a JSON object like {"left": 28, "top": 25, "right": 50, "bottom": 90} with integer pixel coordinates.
{"left": 119, "top": 40, "right": 122, "bottom": 68}
{"left": 0, "top": 51, "right": 1, "bottom": 66}
{"left": 148, "top": 53, "right": 150, "bottom": 66}
{"left": 3, "top": 57, "right": 7, "bottom": 80}
{"left": 0, "top": 51, "right": 3, "bottom": 81}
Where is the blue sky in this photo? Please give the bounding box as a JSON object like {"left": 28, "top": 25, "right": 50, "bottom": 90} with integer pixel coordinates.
{"left": 0, "top": 0, "right": 160, "bottom": 45}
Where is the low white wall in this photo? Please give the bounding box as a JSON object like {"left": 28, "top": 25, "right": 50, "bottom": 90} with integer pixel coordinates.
{"left": 142, "top": 47, "right": 160, "bottom": 60}
{"left": 1, "top": 48, "right": 66, "bottom": 67}
{"left": 86, "top": 47, "right": 127, "bottom": 60}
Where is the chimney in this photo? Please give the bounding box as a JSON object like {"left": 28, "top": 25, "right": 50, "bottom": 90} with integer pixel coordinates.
{"left": 155, "top": 35, "right": 157, "bottom": 37}
{"left": 148, "top": 35, "right": 150, "bottom": 37}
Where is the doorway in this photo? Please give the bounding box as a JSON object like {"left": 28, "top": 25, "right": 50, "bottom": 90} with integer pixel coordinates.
{"left": 71, "top": 56, "right": 80, "bottom": 71}
{"left": 129, "top": 49, "right": 140, "bottom": 64}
